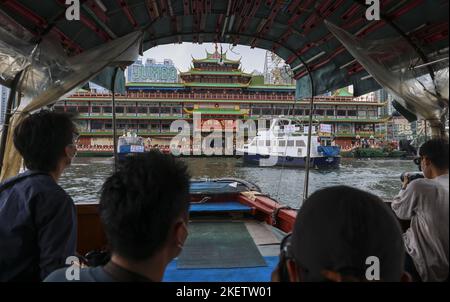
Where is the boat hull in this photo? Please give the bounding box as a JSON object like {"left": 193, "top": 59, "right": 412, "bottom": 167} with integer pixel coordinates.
{"left": 243, "top": 153, "right": 340, "bottom": 168}
{"left": 118, "top": 152, "right": 145, "bottom": 161}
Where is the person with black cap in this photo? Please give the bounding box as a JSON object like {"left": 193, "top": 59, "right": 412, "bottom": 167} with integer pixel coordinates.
{"left": 272, "top": 186, "right": 406, "bottom": 282}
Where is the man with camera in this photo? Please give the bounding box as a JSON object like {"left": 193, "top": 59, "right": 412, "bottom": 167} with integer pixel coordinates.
{"left": 392, "top": 138, "right": 449, "bottom": 282}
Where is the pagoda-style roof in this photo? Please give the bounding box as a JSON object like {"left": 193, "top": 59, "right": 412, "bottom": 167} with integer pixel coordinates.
{"left": 192, "top": 50, "right": 241, "bottom": 65}
{"left": 180, "top": 69, "right": 252, "bottom": 77}
{"left": 184, "top": 82, "right": 250, "bottom": 88}
{"left": 333, "top": 88, "right": 353, "bottom": 97}
{"left": 126, "top": 81, "right": 295, "bottom": 90}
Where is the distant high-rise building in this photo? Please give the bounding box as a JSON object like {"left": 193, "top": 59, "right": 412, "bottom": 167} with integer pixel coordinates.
{"left": 0, "top": 85, "right": 10, "bottom": 125}
{"left": 127, "top": 57, "right": 178, "bottom": 83}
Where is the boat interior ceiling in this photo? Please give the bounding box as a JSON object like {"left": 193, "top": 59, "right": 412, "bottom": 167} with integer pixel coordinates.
{"left": 0, "top": 0, "right": 447, "bottom": 108}
{"left": 76, "top": 179, "right": 295, "bottom": 281}
{"left": 0, "top": 1, "right": 448, "bottom": 181}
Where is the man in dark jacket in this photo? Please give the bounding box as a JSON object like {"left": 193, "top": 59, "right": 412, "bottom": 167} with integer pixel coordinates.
{"left": 0, "top": 110, "right": 78, "bottom": 281}
{"left": 45, "top": 151, "right": 190, "bottom": 282}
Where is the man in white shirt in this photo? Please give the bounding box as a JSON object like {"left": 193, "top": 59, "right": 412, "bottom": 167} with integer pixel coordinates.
{"left": 392, "top": 138, "right": 449, "bottom": 282}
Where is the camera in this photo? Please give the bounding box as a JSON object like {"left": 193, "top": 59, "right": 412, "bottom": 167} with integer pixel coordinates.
{"left": 400, "top": 172, "right": 424, "bottom": 182}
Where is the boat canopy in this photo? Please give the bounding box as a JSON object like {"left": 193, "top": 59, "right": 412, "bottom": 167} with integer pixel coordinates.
{"left": 0, "top": 0, "right": 448, "bottom": 180}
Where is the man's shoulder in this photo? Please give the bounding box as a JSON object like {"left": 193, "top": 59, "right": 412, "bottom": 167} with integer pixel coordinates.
{"left": 23, "top": 173, "right": 73, "bottom": 203}
{"left": 44, "top": 266, "right": 114, "bottom": 282}
{"left": 407, "top": 177, "right": 447, "bottom": 194}
{"left": 408, "top": 177, "right": 433, "bottom": 188}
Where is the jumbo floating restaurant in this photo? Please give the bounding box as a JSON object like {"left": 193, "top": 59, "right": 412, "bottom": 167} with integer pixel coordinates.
{"left": 55, "top": 49, "right": 387, "bottom": 156}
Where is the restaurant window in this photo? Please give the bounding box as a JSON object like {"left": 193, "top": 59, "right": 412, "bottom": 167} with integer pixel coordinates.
{"left": 161, "top": 123, "right": 170, "bottom": 132}
{"left": 127, "top": 107, "right": 136, "bottom": 114}
{"left": 137, "top": 107, "right": 147, "bottom": 114}
{"left": 54, "top": 106, "right": 65, "bottom": 112}
{"left": 91, "top": 121, "right": 103, "bottom": 130}
{"left": 149, "top": 106, "right": 159, "bottom": 114}
{"left": 274, "top": 108, "right": 284, "bottom": 115}
{"left": 261, "top": 108, "right": 273, "bottom": 115}
{"left": 160, "top": 107, "right": 171, "bottom": 114}
{"left": 66, "top": 106, "right": 77, "bottom": 113}
{"left": 78, "top": 106, "right": 89, "bottom": 113}
{"left": 251, "top": 108, "right": 262, "bottom": 116}
{"left": 172, "top": 107, "right": 182, "bottom": 115}
{"left": 315, "top": 109, "right": 324, "bottom": 116}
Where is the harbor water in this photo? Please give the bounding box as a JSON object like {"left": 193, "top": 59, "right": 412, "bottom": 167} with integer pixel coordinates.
{"left": 60, "top": 157, "right": 417, "bottom": 208}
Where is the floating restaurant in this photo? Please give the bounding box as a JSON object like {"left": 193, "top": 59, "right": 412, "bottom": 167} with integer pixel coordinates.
{"left": 55, "top": 50, "right": 387, "bottom": 156}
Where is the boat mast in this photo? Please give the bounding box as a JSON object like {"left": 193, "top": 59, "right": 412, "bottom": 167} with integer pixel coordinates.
{"left": 111, "top": 67, "right": 120, "bottom": 173}
{"left": 302, "top": 68, "right": 315, "bottom": 203}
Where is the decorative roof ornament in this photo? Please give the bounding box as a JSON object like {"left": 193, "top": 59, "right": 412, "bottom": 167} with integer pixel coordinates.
{"left": 218, "top": 44, "right": 224, "bottom": 66}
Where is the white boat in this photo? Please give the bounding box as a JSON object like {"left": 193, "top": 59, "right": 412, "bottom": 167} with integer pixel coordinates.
{"left": 237, "top": 117, "right": 340, "bottom": 168}
{"left": 117, "top": 132, "right": 145, "bottom": 160}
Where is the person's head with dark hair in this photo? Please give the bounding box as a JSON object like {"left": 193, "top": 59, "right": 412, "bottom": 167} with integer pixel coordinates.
{"left": 13, "top": 110, "right": 78, "bottom": 180}
{"left": 418, "top": 138, "right": 449, "bottom": 179}
{"left": 99, "top": 151, "right": 190, "bottom": 281}
{"left": 273, "top": 186, "right": 405, "bottom": 282}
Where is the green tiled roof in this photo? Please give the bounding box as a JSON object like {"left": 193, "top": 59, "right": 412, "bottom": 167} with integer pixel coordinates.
{"left": 192, "top": 50, "right": 240, "bottom": 64}
{"left": 181, "top": 70, "right": 252, "bottom": 76}
{"left": 334, "top": 88, "right": 353, "bottom": 97}
{"left": 183, "top": 82, "right": 249, "bottom": 88}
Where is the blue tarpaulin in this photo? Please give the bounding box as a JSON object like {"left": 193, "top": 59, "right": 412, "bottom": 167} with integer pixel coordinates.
{"left": 189, "top": 202, "right": 252, "bottom": 213}
{"left": 163, "top": 256, "right": 278, "bottom": 282}
{"left": 317, "top": 146, "right": 340, "bottom": 157}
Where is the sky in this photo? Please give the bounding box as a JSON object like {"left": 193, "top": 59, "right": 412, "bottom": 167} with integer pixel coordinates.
{"left": 142, "top": 43, "right": 269, "bottom": 73}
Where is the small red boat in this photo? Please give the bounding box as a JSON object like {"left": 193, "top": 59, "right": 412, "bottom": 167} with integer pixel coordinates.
{"left": 76, "top": 178, "right": 297, "bottom": 282}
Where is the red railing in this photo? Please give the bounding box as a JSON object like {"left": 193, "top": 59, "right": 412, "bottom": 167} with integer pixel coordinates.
{"left": 69, "top": 91, "right": 380, "bottom": 104}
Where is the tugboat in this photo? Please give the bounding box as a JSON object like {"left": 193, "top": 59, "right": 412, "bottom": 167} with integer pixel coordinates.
{"left": 117, "top": 132, "right": 145, "bottom": 160}
{"left": 237, "top": 117, "right": 340, "bottom": 168}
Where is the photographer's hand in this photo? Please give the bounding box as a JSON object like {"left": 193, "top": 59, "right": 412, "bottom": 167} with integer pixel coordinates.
{"left": 402, "top": 175, "right": 410, "bottom": 190}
